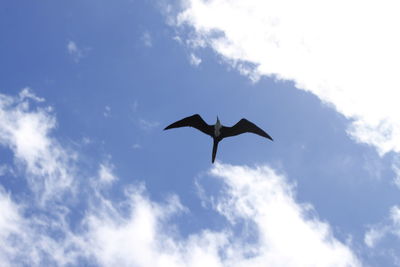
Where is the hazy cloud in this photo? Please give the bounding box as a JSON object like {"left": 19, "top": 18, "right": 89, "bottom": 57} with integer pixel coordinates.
{"left": 132, "top": 143, "right": 142, "bottom": 149}
{"left": 139, "top": 118, "right": 160, "bottom": 131}
{"left": 104, "top": 105, "right": 111, "bottom": 118}
{"left": 141, "top": 31, "right": 153, "bottom": 47}
{"left": 189, "top": 53, "right": 202, "bottom": 66}
{"left": 67, "top": 40, "right": 85, "bottom": 62}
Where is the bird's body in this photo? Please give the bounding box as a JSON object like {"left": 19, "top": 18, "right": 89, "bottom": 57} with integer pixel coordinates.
{"left": 164, "top": 114, "right": 273, "bottom": 163}
{"left": 214, "top": 118, "right": 222, "bottom": 137}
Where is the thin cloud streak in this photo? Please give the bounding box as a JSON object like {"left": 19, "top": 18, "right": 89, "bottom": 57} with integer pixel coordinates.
{"left": 138, "top": 118, "right": 160, "bottom": 131}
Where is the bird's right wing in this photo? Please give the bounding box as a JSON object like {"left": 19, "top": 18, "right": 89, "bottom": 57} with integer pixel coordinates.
{"left": 221, "top": 119, "right": 273, "bottom": 140}
{"left": 164, "top": 114, "right": 214, "bottom": 137}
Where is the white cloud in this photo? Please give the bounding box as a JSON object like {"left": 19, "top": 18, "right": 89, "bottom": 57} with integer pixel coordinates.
{"left": 67, "top": 41, "right": 78, "bottom": 53}
{"left": 364, "top": 205, "right": 400, "bottom": 248}
{"left": 364, "top": 226, "right": 388, "bottom": 248}
{"left": 132, "top": 143, "right": 141, "bottom": 149}
{"left": 138, "top": 118, "right": 160, "bottom": 131}
{"left": 0, "top": 146, "right": 361, "bottom": 266}
{"left": 0, "top": 187, "right": 44, "bottom": 265}
{"left": 81, "top": 163, "right": 360, "bottom": 267}
{"left": 173, "top": 35, "right": 183, "bottom": 44}
{"left": 82, "top": 186, "right": 188, "bottom": 267}
{"left": 0, "top": 188, "right": 24, "bottom": 258}
{"left": 98, "top": 162, "right": 117, "bottom": 184}
{"left": 19, "top": 88, "right": 44, "bottom": 103}
{"left": 189, "top": 53, "right": 202, "bottom": 66}
{"left": 104, "top": 105, "right": 111, "bottom": 118}
{"left": 0, "top": 88, "right": 75, "bottom": 203}
{"left": 208, "top": 163, "right": 360, "bottom": 266}
{"left": 67, "top": 40, "right": 84, "bottom": 62}
{"left": 0, "top": 186, "right": 83, "bottom": 266}
{"left": 141, "top": 31, "right": 153, "bottom": 47}
{"left": 0, "top": 90, "right": 360, "bottom": 266}
{"left": 171, "top": 0, "right": 400, "bottom": 155}
{"left": 82, "top": 136, "right": 92, "bottom": 145}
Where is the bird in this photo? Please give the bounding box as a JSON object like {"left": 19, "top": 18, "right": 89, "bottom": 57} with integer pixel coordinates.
{"left": 164, "top": 114, "right": 273, "bottom": 163}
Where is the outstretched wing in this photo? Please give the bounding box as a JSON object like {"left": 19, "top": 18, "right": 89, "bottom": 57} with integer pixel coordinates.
{"left": 164, "top": 114, "right": 213, "bottom": 137}
{"left": 221, "top": 118, "right": 273, "bottom": 140}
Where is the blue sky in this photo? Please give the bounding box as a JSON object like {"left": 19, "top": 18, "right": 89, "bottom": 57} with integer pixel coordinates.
{"left": 1, "top": 0, "right": 400, "bottom": 266}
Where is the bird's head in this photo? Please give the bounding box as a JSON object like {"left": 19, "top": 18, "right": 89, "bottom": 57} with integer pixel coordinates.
{"left": 216, "top": 116, "right": 221, "bottom": 126}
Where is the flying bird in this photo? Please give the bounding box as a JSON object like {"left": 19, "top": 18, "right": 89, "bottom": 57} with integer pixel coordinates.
{"left": 164, "top": 114, "right": 273, "bottom": 163}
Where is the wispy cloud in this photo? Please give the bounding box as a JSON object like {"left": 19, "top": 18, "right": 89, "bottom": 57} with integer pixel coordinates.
{"left": 131, "top": 100, "right": 139, "bottom": 112}
{"left": 82, "top": 136, "right": 92, "bottom": 145}
{"left": 84, "top": 163, "right": 360, "bottom": 266}
{"left": 189, "top": 53, "right": 202, "bottom": 66}
{"left": 0, "top": 88, "right": 76, "bottom": 204}
{"left": 19, "top": 87, "right": 44, "bottom": 102}
{"left": 365, "top": 205, "right": 400, "bottom": 248}
{"left": 67, "top": 40, "right": 85, "bottom": 62}
{"left": 0, "top": 90, "right": 360, "bottom": 266}
{"left": 74, "top": 163, "right": 361, "bottom": 266}
{"left": 132, "top": 143, "right": 141, "bottom": 149}
{"left": 0, "top": 161, "right": 361, "bottom": 266}
{"left": 171, "top": 0, "right": 400, "bottom": 156}
{"left": 0, "top": 185, "right": 83, "bottom": 266}
{"left": 141, "top": 31, "right": 153, "bottom": 47}
{"left": 98, "top": 161, "right": 117, "bottom": 185}
{"left": 103, "top": 105, "right": 111, "bottom": 118}
{"left": 138, "top": 118, "right": 160, "bottom": 131}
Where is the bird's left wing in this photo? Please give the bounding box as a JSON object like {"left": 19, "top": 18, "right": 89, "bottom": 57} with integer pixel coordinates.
{"left": 164, "top": 114, "right": 213, "bottom": 137}
{"left": 221, "top": 119, "right": 273, "bottom": 140}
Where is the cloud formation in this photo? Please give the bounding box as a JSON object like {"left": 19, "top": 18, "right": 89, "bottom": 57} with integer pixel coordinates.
{"left": 72, "top": 163, "right": 362, "bottom": 266}
{"left": 67, "top": 40, "right": 84, "bottom": 62}
{"left": 171, "top": 0, "right": 400, "bottom": 155}
{"left": 98, "top": 161, "right": 117, "bottom": 185}
{"left": 138, "top": 118, "right": 160, "bottom": 131}
{"left": 0, "top": 90, "right": 359, "bottom": 266}
{"left": 189, "top": 53, "right": 202, "bottom": 66}
{"left": 0, "top": 88, "right": 75, "bottom": 204}
{"left": 365, "top": 205, "right": 400, "bottom": 248}
{"left": 141, "top": 31, "right": 153, "bottom": 47}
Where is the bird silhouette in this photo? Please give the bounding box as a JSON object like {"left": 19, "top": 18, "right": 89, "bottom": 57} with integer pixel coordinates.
{"left": 164, "top": 114, "right": 273, "bottom": 163}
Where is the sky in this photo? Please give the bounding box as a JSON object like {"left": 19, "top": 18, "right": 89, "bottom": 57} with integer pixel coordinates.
{"left": 1, "top": 0, "right": 400, "bottom": 266}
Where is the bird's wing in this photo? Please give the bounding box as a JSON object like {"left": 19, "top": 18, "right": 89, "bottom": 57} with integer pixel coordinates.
{"left": 164, "top": 114, "right": 213, "bottom": 137}
{"left": 221, "top": 118, "right": 273, "bottom": 140}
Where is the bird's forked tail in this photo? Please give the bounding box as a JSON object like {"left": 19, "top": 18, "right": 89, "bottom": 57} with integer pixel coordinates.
{"left": 212, "top": 139, "right": 219, "bottom": 163}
